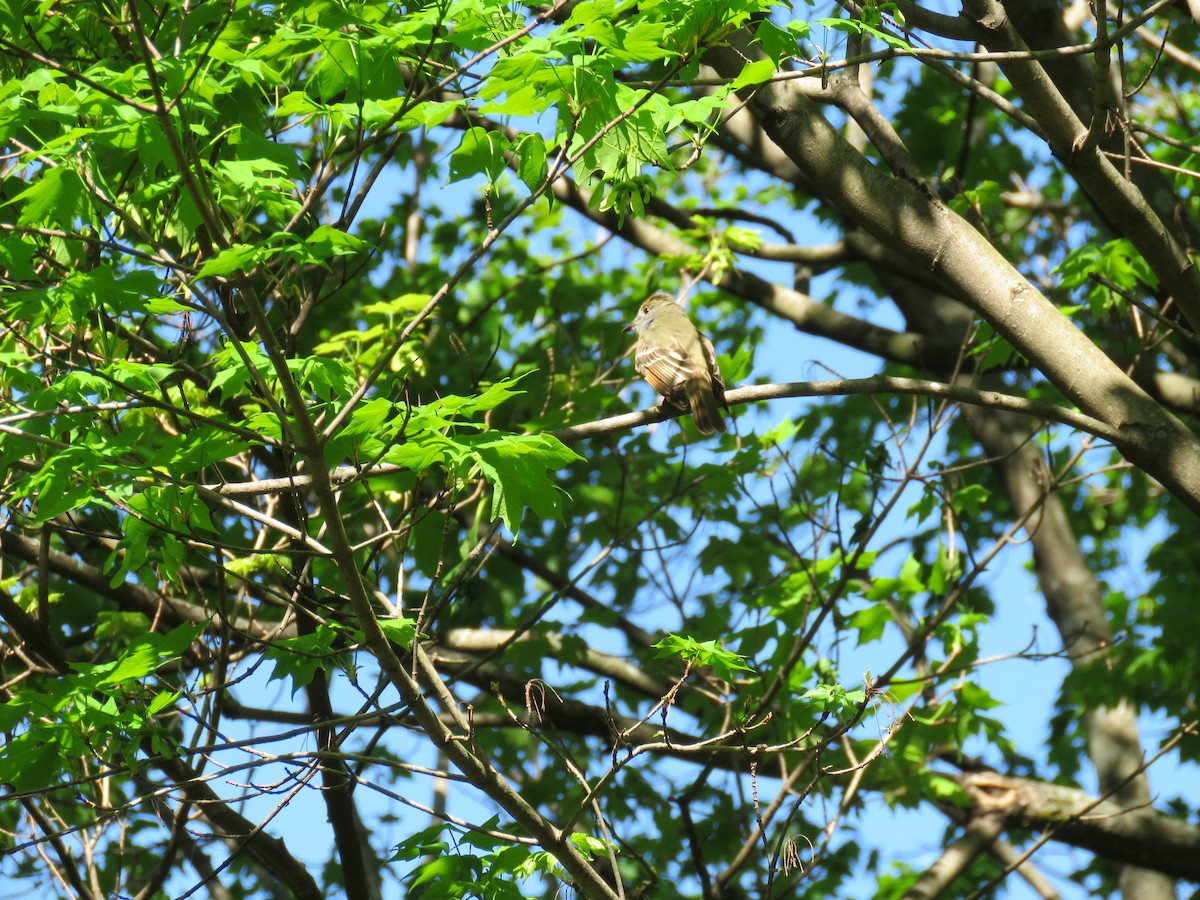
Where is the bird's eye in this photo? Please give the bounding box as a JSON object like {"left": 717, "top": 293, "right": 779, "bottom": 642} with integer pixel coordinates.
{"left": 641, "top": 306, "right": 649, "bottom": 314}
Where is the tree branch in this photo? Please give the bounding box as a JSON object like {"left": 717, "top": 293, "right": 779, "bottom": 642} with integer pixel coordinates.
{"left": 958, "top": 769, "right": 1200, "bottom": 882}
{"left": 964, "top": 0, "right": 1200, "bottom": 333}
{"left": 552, "top": 378, "right": 1124, "bottom": 444}
{"left": 705, "top": 35, "right": 1200, "bottom": 515}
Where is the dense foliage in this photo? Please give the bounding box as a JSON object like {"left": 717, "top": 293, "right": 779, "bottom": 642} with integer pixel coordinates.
{"left": 3, "top": 0, "right": 1200, "bottom": 898}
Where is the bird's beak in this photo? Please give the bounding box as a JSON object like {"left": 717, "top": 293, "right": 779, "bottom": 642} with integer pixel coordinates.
{"left": 621, "top": 322, "right": 634, "bottom": 333}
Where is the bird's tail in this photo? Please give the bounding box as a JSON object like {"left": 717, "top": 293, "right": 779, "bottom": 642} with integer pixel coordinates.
{"left": 686, "top": 378, "right": 727, "bottom": 435}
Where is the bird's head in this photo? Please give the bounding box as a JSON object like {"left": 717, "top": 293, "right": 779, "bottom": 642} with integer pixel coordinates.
{"left": 623, "top": 293, "right": 682, "bottom": 334}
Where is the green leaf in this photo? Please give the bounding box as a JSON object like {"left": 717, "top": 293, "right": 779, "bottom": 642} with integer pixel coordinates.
{"left": 378, "top": 616, "right": 418, "bottom": 648}
{"left": 149, "top": 429, "right": 253, "bottom": 474}
{"left": 304, "top": 224, "right": 367, "bottom": 259}
{"left": 79, "top": 623, "right": 204, "bottom": 688}
{"left": 731, "top": 58, "right": 776, "bottom": 91}
{"left": 449, "top": 126, "right": 511, "bottom": 184}
{"left": 866, "top": 555, "right": 926, "bottom": 601}
{"left": 147, "top": 690, "right": 182, "bottom": 716}
{"left": 754, "top": 19, "right": 801, "bottom": 63}
{"left": 514, "top": 132, "right": 549, "bottom": 194}
{"left": 0, "top": 733, "right": 63, "bottom": 792}
{"left": 197, "top": 243, "right": 262, "bottom": 278}
{"left": 466, "top": 432, "right": 584, "bottom": 537}
{"left": 610, "top": 20, "right": 673, "bottom": 63}
{"left": 266, "top": 623, "right": 348, "bottom": 695}
{"left": 654, "top": 634, "right": 755, "bottom": 681}
{"left": 847, "top": 603, "right": 891, "bottom": 645}
{"left": 385, "top": 434, "right": 469, "bottom": 473}
{"left": 10, "top": 166, "right": 87, "bottom": 226}
{"left": 803, "top": 682, "right": 867, "bottom": 718}
{"left": 568, "top": 832, "right": 609, "bottom": 859}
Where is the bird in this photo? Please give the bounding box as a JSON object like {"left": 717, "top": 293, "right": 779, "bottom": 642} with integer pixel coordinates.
{"left": 623, "top": 293, "right": 727, "bottom": 434}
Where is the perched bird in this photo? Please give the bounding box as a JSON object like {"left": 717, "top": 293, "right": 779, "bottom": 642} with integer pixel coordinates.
{"left": 623, "top": 293, "right": 727, "bottom": 434}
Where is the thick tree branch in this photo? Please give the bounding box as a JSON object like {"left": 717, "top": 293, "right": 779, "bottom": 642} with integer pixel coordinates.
{"left": 965, "top": 0, "right": 1200, "bottom": 332}
{"left": 959, "top": 770, "right": 1200, "bottom": 882}
{"left": 705, "top": 37, "right": 1200, "bottom": 515}
{"left": 963, "top": 398, "right": 1175, "bottom": 899}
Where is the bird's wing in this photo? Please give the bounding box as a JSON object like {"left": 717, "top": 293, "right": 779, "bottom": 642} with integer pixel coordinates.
{"left": 635, "top": 339, "right": 700, "bottom": 409}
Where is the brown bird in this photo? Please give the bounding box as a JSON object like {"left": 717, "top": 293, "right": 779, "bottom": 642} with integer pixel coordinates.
{"left": 623, "top": 293, "right": 727, "bottom": 434}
